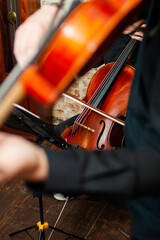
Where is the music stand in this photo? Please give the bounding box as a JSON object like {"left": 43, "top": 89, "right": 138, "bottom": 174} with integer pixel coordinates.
{"left": 7, "top": 105, "right": 85, "bottom": 240}
{"left": 5, "top": 104, "right": 72, "bottom": 149}
{"left": 9, "top": 192, "right": 85, "bottom": 240}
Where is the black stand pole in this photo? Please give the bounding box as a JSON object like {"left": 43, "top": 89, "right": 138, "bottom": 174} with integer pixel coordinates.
{"left": 9, "top": 193, "right": 47, "bottom": 240}
{"left": 38, "top": 193, "right": 45, "bottom": 240}
{"left": 9, "top": 193, "right": 85, "bottom": 240}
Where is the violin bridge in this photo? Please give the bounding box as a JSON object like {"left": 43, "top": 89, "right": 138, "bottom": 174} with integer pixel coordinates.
{"left": 75, "top": 122, "right": 95, "bottom": 133}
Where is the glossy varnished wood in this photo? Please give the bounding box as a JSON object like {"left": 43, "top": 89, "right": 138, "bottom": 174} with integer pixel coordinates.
{"left": 0, "top": 0, "right": 7, "bottom": 80}
{"left": 0, "top": 0, "right": 52, "bottom": 126}
{"left": 61, "top": 63, "right": 134, "bottom": 150}
{"left": 0, "top": 0, "right": 13, "bottom": 77}
{"left": 19, "top": 0, "right": 40, "bottom": 23}
{"left": 0, "top": 29, "right": 6, "bottom": 81}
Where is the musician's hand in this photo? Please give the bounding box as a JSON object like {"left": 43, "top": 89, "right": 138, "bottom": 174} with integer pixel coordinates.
{"left": 123, "top": 19, "right": 146, "bottom": 42}
{"left": 14, "top": 5, "right": 64, "bottom": 68}
{"left": 0, "top": 132, "right": 49, "bottom": 183}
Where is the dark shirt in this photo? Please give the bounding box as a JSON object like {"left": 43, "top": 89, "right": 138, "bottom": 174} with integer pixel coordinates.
{"left": 41, "top": 0, "right": 160, "bottom": 199}
{"left": 103, "top": 34, "right": 139, "bottom": 66}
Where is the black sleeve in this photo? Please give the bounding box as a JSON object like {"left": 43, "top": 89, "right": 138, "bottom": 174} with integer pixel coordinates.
{"left": 40, "top": 26, "right": 160, "bottom": 199}
{"left": 28, "top": 1, "right": 160, "bottom": 199}
{"left": 42, "top": 146, "right": 160, "bottom": 199}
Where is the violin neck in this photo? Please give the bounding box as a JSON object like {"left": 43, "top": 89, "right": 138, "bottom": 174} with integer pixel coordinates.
{"left": 113, "top": 38, "right": 137, "bottom": 70}
{"left": 90, "top": 38, "right": 137, "bottom": 108}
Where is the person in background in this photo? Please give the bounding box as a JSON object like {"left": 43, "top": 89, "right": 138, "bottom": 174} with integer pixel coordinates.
{"left": 1, "top": 1, "right": 160, "bottom": 240}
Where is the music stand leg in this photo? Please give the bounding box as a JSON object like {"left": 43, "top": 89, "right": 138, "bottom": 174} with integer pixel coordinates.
{"left": 9, "top": 193, "right": 46, "bottom": 239}
{"left": 39, "top": 230, "right": 43, "bottom": 240}
{"left": 9, "top": 225, "right": 36, "bottom": 237}
{"left": 49, "top": 226, "right": 86, "bottom": 240}
{"left": 9, "top": 193, "right": 86, "bottom": 240}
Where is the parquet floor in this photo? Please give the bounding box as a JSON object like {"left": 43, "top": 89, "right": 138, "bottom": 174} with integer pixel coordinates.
{"left": 0, "top": 180, "right": 131, "bottom": 240}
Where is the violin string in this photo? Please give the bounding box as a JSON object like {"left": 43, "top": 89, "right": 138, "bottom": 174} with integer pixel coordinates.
{"left": 88, "top": 39, "right": 136, "bottom": 107}
{"left": 69, "top": 39, "right": 136, "bottom": 143}
{"left": 81, "top": 38, "right": 136, "bottom": 116}
{"left": 78, "top": 40, "right": 135, "bottom": 125}
{"left": 73, "top": 39, "right": 136, "bottom": 125}
{"left": 0, "top": 0, "right": 73, "bottom": 102}
{"left": 88, "top": 39, "right": 135, "bottom": 109}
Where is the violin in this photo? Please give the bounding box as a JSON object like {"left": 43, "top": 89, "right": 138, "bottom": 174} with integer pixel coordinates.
{"left": 0, "top": 0, "right": 149, "bottom": 127}
{"left": 56, "top": 38, "right": 137, "bottom": 150}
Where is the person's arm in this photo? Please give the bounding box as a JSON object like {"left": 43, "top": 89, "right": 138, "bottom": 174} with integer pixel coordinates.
{"left": 43, "top": 146, "right": 160, "bottom": 198}
{"left": 14, "top": 1, "right": 81, "bottom": 68}
{"left": 0, "top": 132, "right": 48, "bottom": 183}
{"left": 14, "top": 3, "right": 145, "bottom": 69}
{"left": 0, "top": 131, "right": 160, "bottom": 198}
{"left": 14, "top": 4, "right": 64, "bottom": 68}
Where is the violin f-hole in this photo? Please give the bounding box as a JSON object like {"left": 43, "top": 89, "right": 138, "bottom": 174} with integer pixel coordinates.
{"left": 96, "top": 120, "right": 105, "bottom": 150}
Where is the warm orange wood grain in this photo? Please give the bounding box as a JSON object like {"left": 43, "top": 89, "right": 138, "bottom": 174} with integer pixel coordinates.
{"left": 0, "top": 31, "right": 6, "bottom": 81}
{"left": 61, "top": 63, "right": 134, "bottom": 150}
{"left": 19, "top": 0, "right": 40, "bottom": 23}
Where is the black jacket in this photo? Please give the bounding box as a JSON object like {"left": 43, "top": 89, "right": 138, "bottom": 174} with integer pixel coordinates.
{"left": 33, "top": 0, "right": 160, "bottom": 199}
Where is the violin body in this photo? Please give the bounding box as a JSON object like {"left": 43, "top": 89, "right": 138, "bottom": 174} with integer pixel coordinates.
{"left": 20, "top": 0, "right": 145, "bottom": 104}
{"left": 60, "top": 63, "right": 134, "bottom": 150}
{"left": 0, "top": 0, "right": 148, "bottom": 127}
{"left": 0, "top": 0, "right": 42, "bottom": 135}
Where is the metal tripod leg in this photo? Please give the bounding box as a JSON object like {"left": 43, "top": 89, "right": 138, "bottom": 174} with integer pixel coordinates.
{"left": 9, "top": 193, "right": 47, "bottom": 240}
{"left": 9, "top": 193, "right": 86, "bottom": 240}
{"left": 9, "top": 225, "right": 36, "bottom": 237}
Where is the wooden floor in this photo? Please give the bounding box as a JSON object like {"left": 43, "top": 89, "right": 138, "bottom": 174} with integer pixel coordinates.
{"left": 0, "top": 180, "right": 131, "bottom": 240}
